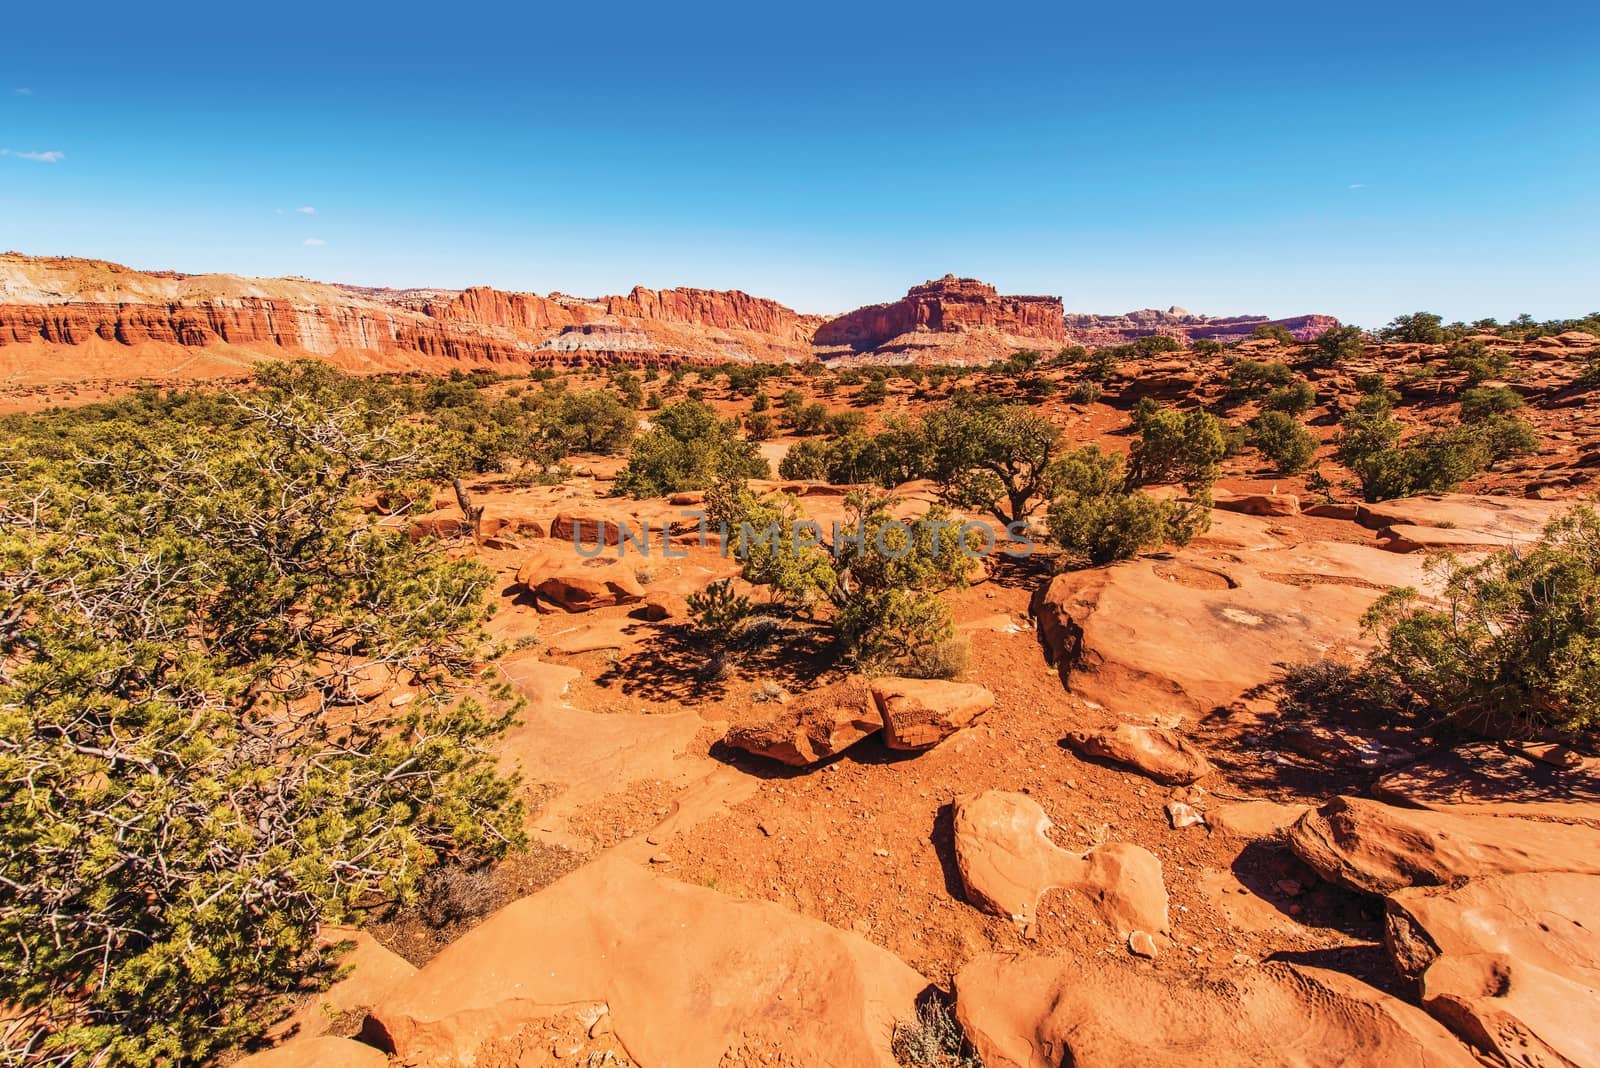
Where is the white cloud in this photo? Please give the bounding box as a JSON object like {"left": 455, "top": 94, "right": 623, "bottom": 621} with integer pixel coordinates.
{"left": 14, "top": 88, "right": 32, "bottom": 96}
{"left": 1, "top": 148, "right": 62, "bottom": 163}
{"left": 302, "top": 237, "right": 326, "bottom": 246}
{"left": 295, "top": 205, "right": 316, "bottom": 214}
{"left": 1347, "top": 183, "right": 1367, "bottom": 189}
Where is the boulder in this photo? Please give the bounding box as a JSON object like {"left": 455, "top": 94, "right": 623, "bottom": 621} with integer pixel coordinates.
{"left": 1215, "top": 492, "right": 1299, "bottom": 517}
{"left": 954, "top": 954, "right": 1478, "bottom": 1068}
{"left": 1063, "top": 724, "right": 1211, "bottom": 785}
{"left": 549, "top": 509, "right": 639, "bottom": 548}
{"left": 515, "top": 551, "right": 645, "bottom": 612}
{"left": 1032, "top": 541, "right": 1433, "bottom": 719}
{"left": 1288, "top": 796, "right": 1600, "bottom": 895}
{"left": 365, "top": 857, "right": 927, "bottom": 1067}
{"left": 723, "top": 676, "right": 881, "bottom": 766}
{"left": 868, "top": 677, "right": 996, "bottom": 750}
{"left": 632, "top": 591, "right": 688, "bottom": 621}
{"left": 952, "top": 791, "right": 1167, "bottom": 933}
{"left": 1304, "top": 502, "right": 1362, "bottom": 521}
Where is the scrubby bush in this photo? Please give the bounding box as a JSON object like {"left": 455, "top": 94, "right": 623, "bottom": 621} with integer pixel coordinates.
{"left": 1447, "top": 339, "right": 1513, "bottom": 384}
{"left": 1193, "top": 338, "right": 1224, "bottom": 356}
{"left": 687, "top": 577, "right": 755, "bottom": 645}
{"left": 1383, "top": 311, "right": 1446, "bottom": 344}
{"left": 1263, "top": 379, "right": 1317, "bottom": 416}
{"left": 0, "top": 367, "right": 522, "bottom": 1065}
{"left": 1361, "top": 506, "right": 1600, "bottom": 738}
{"left": 1310, "top": 324, "right": 1364, "bottom": 368}
{"left": 1228, "top": 359, "right": 1295, "bottom": 397}
{"left": 1251, "top": 323, "right": 1296, "bottom": 344}
{"left": 1250, "top": 410, "right": 1318, "bottom": 473}
{"left": 1067, "top": 380, "right": 1104, "bottom": 404}
{"left": 1045, "top": 446, "right": 1208, "bottom": 566}
{"left": 923, "top": 401, "right": 1065, "bottom": 523}
{"left": 616, "top": 399, "right": 769, "bottom": 497}
{"left": 1459, "top": 385, "right": 1524, "bottom": 421}
{"left": 745, "top": 411, "right": 776, "bottom": 440}
{"left": 1126, "top": 407, "right": 1227, "bottom": 489}
{"left": 858, "top": 377, "right": 889, "bottom": 405}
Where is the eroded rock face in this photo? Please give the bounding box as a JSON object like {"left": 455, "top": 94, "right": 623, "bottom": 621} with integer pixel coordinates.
{"left": 954, "top": 954, "right": 1477, "bottom": 1068}
{"left": 1063, "top": 724, "right": 1212, "bottom": 785}
{"left": 1033, "top": 533, "right": 1435, "bottom": 719}
{"left": 814, "top": 275, "right": 1064, "bottom": 350}
{"left": 1354, "top": 493, "right": 1569, "bottom": 553}
{"left": 869, "top": 677, "right": 996, "bottom": 750}
{"left": 1419, "top": 953, "right": 1600, "bottom": 1068}
{"left": 724, "top": 677, "right": 882, "bottom": 766}
{"left": 1060, "top": 307, "right": 1339, "bottom": 348}
{"left": 365, "top": 857, "right": 927, "bottom": 1067}
{"left": 1288, "top": 796, "right": 1600, "bottom": 895}
{"left": 1385, "top": 872, "right": 1600, "bottom": 984}
{"left": 952, "top": 790, "right": 1168, "bottom": 934}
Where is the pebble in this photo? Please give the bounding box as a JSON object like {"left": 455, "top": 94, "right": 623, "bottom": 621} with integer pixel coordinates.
{"left": 649, "top": 853, "right": 672, "bottom": 865}
{"left": 1128, "top": 930, "right": 1159, "bottom": 958}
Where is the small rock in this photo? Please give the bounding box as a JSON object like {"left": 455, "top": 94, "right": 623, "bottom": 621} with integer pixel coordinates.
{"left": 1276, "top": 879, "right": 1303, "bottom": 897}
{"left": 757, "top": 822, "right": 774, "bottom": 836}
{"left": 873, "top": 848, "right": 890, "bottom": 857}
{"left": 1166, "top": 801, "right": 1206, "bottom": 829}
{"left": 1129, "top": 930, "right": 1159, "bottom": 958}
{"left": 649, "top": 853, "right": 672, "bottom": 865}
{"left": 389, "top": 692, "right": 415, "bottom": 708}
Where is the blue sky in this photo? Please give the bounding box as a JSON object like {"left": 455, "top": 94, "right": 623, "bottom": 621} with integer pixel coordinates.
{"left": 2, "top": 1, "right": 1596, "bottom": 326}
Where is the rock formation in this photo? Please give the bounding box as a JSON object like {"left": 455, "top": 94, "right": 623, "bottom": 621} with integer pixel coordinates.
{"left": 1062, "top": 306, "right": 1339, "bottom": 347}
{"left": 813, "top": 275, "right": 1065, "bottom": 361}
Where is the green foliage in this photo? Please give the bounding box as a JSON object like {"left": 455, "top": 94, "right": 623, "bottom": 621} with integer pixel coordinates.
{"left": 1361, "top": 507, "right": 1600, "bottom": 738}
{"left": 1046, "top": 446, "right": 1208, "bottom": 566}
{"left": 1263, "top": 379, "right": 1317, "bottom": 416}
{"left": 1310, "top": 324, "right": 1364, "bottom": 368}
{"left": 611, "top": 369, "right": 645, "bottom": 408}
{"left": 1383, "top": 311, "right": 1446, "bottom": 344}
{"left": 1250, "top": 323, "right": 1296, "bottom": 344}
{"left": 1250, "top": 410, "right": 1318, "bottom": 473}
{"left": 1126, "top": 407, "right": 1227, "bottom": 490}
{"left": 687, "top": 578, "right": 755, "bottom": 646}
{"left": 1459, "top": 385, "right": 1524, "bottom": 421}
{"left": 783, "top": 401, "right": 830, "bottom": 435}
{"left": 923, "top": 402, "right": 1065, "bottom": 523}
{"left": 706, "top": 481, "right": 837, "bottom": 609}
{"left": 0, "top": 365, "right": 522, "bottom": 1066}
{"left": 1067, "top": 380, "right": 1104, "bottom": 404}
{"left": 831, "top": 493, "right": 973, "bottom": 673}
{"left": 1446, "top": 339, "right": 1513, "bottom": 384}
{"left": 858, "top": 377, "right": 889, "bottom": 405}
{"left": 542, "top": 388, "right": 637, "bottom": 454}
{"left": 1129, "top": 396, "right": 1163, "bottom": 430}
{"left": 745, "top": 411, "right": 776, "bottom": 440}
{"left": 1227, "top": 359, "right": 1295, "bottom": 397}
{"left": 1193, "top": 338, "right": 1224, "bottom": 356}
{"left": 616, "top": 399, "right": 770, "bottom": 498}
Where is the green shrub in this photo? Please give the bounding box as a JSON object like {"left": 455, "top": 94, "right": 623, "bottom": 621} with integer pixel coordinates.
{"left": 616, "top": 399, "right": 769, "bottom": 497}
{"left": 1193, "top": 338, "right": 1224, "bottom": 356}
{"left": 1067, "top": 380, "right": 1104, "bottom": 404}
{"left": 1447, "top": 339, "right": 1512, "bottom": 384}
{"left": 923, "top": 402, "right": 1066, "bottom": 523}
{"left": 1263, "top": 379, "right": 1317, "bottom": 416}
{"left": 858, "top": 377, "right": 889, "bottom": 405}
{"left": 1382, "top": 311, "right": 1446, "bottom": 344}
{"left": 1250, "top": 411, "right": 1318, "bottom": 473}
{"left": 0, "top": 368, "right": 522, "bottom": 1064}
{"left": 1361, "top": 506, "right": 1600, "bottom": 738}
{"left": 1127, "top": 407, "right": 1227, "bottom": 489}
{"left": 1046, "top": 446, "right": 1209, "bottom": 566}
{"left": 1310, "top": 324, "right": 1364, "bottom": 368}
{"left": 1458, "top": 385, "right": 1524, "bottom": 421}
{"left": 745, "top": 411, "right": 776, "bottom": 440}
{"left": 1251, "top": 323, "right": 1296, "bottom": 344}
{"left": 1228, "top": 359, "right": 1295, "bottom": 397}
{"left": 687, "top": 578, "right": 755, "bottom": 645}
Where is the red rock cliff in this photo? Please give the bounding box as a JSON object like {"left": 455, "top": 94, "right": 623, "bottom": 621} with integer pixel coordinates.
{"left": 814, "top": 275, "right": 1065, "bottom": 349}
